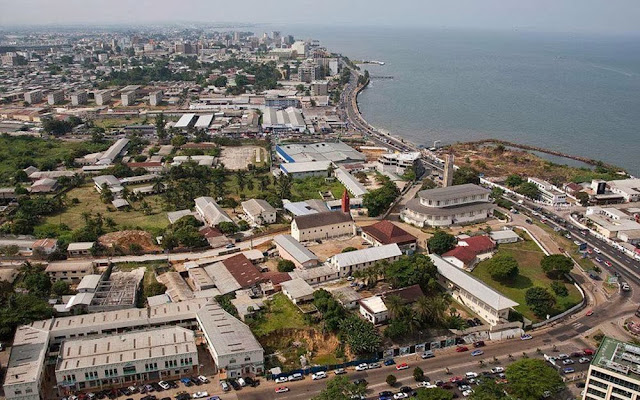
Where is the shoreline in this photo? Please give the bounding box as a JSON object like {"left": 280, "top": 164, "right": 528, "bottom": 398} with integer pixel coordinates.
{"left": 349, "top": 68, "right": 627, "bottom": 175}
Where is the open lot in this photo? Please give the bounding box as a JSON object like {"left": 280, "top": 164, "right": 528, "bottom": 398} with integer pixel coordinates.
{"left": 306, "top": 236, "right": 369, "bottom": 261}
{"left": 472, "top": 231, "right": 582, "bottom": 322}
{"left": 219, "top": 145, "right": 267, "bottom": 170}
{"left": 42, "top": 183, "right": 168, "bottom": 232}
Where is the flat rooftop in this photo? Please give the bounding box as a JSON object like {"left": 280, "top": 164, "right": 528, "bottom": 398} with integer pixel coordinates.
{"left": 592, "top": 336, "right": 640, "bottom": 376}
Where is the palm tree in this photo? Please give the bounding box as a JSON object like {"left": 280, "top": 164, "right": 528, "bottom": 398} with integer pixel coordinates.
{"left": 414, "top": 296, "right": 431, "bottom": 324}
{"left": 152, "top": 177, "right": 164, "bottom": 194}
{"left": 235, "top": 170, "right": 247, "bottom": 193}
{"left": 385, "top": 295, "right": 405, "bottom": 320}
{"left": 425, "top": 295, "right": 449, "bottom": 325}
{"left": 258, "top": 176, "right": 269, "bottom": 192}
{"left": 276, "top": 174, "right": 292, "bottom": 200}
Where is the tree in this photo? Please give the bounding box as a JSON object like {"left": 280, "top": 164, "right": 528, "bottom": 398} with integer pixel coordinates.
{"left": 550, "top": 281, "right": 569, "bottom": 297}
{"left": 415, "top": 388, "right": 454, "bottom": 400}
{"left": 516, "top": 182, "right": 540, "bottom": 200}
{"left": 341, "top": 246, "right": 357, "bottom": 253}
{"left": 277, "top": 259, "right": 295, "bottom": 272}
{"left": 338, "top": 315, "right": 381, "bottom": 355}
{"left": 217, "top": 221, "right": 239, "bottom": 235}
{"left": 0, "top": 293, "right": 54, "bottom": 339}
{"left": 452, "top": 166, "right": 480, "bottom": 185}
{"left": 487, "top": 255, "right": 519, "bottom": 282}
{"left": 540, "top": 254, "right": 573, "bottom": 278}
{"left": 52, "top": 280, "right": 73, "bottom": 296}
{"left": 213, "top": 76, "right": 228, "bottom": 87}
{"left": 363, "top": 178, "right": 400, "bottom": 217}
{"left": 525, "top": 287, "right": 556, "bottom": 317}
{"left": 576, "top": 191, "right": 590, "bottom": 207}
{"left": 505, "top": 174, "right": 524, "bottom": 187}
{"left": 144, "top": 281, "right": 167, "bottom": 298}
{"left": 20, "top": 263, "right": 52, "bottom": 298}
{"left": 427, "top": 230, "right": 457, "bottom": 255}
{"left": 469, "top": 380, "right": 507, "bottom": 400}
{"left": 413, "top": 366, "right": 425, "bottom": 382}
{"left": 171, "top": 135, "right": 187, "bottom": 147}
{"left": 505, "top": 359, "right": 564, "bottom": 400}
{"left": 386, "top": 374, "right": 397, "bottom": 386}
{"left": 312, "top": 376, "right": 366, "bottom": 400}
{"left": 155, "top": 113, "right": 167, "bottom": 141}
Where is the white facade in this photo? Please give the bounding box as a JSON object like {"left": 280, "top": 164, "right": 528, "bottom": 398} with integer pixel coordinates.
{"left": 359, "top": 296, "right": 389, "bottom": 325}
{"left": 242, "top": 199, "right": 277, "bottom": 225}
{"left": 527, "top": 177, "right": 567, "bottom": 205}
{"left": 328, "top": 244, "right": 402, "bottom": 277}
{"left": 291, "top": 212, "right": 355, "bottom": 242}
{"left": 583, "top": 337, "right": 640, "bottom": 400}
{"left": 609, "top": 179, "right": 640, "bottom": 203}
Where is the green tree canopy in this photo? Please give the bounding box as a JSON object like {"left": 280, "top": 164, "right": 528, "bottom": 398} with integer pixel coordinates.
{"left": 338, "top": 315, "right": 381, "bottom": 355}
{"left": 386, "top": 374, "right": 397, "bottom": 386}
{"left": 525, "top": 286, "right": 556, "bottom": 317}
{"left": 540, "top": 254, "right": 573, "bottom": 278}
{"left": 52, "top": 280, "right": 73, "bottom": 296}
{"left": 415, "top": 388, "right": 454, "bottom": 400}
{"left": 487, "top": 255, "right": 519, "bottom": 281}
{"left": 312, "top": 376, "right": 366, "bottom": 400}
{"left": 469, "top": 380, "right": 507, "bottom": 400}
{"left": 452, "top": 166, "right": 480, "bottom": 185}
{"left": 144, "top": 281, "right": 167, "bottom": 298}
{"left": 576, "top": 191, "right": 590, "bottom": 207}
{"left": 505, "top": 174, "right": 524, "bottom": 187}
{"left": 427, "top": 230, "right": 457, "bottom": 255}
{"left": 516, "top": 182, "right": 541, "bottom": 200}
{"left": 363, "top": 177, "right": 400, "bottom": 217}
{"left": 505, "top": 359, "right": 564, "bottom": 400}
{"left": 277, "top": 259, "right": 295, "bottom": 272}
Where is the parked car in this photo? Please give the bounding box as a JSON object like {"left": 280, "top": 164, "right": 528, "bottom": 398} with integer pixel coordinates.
{"left": 354, "top": 378, "right": 368, "bottom": 386}
{"left": 558, "top": 353, "right": 570, "bottom": 360}
{"left": 191, "top": 392, "right": 208, "bottom": 399}
{"left": 490, "top": 367, "right": 504, "bottom": 374}
{"left": 563, "top": 367, "right": 575, "bottom": 374}
{"left": 275, "top": 387, "right": 289, "bottom": 393}
{"left": 396, "top": 363, "right": 409, "bottom": 370}
{"left": 586, "top": 310, "right": 594, "bottom": 316}
{"left": 312, "top": 371, "right": 327, "bottom": 380}
{"left": 471, "top": 350, "right": 484, "bottom": 356}
{"left": 622, "top": 283, "right": 631, "bottom": 292}
{"left": 421, "top": 351, "right": 435, "bottom": 359}
{"left": 368, "top": 362, "right": 382, "bottom": 369}
{"left": 473, "top": 341, "right": 485, "bottom": 348}
{"left": 237, "top": 377, "right": 246, "bottom": 387}
{"left": 288, "top": 373, "right": 304, "bottom": 381}
{"left": 355, "top": 363, "right": 369, "bottom": 371}
{"left": 197, "top": 375, "right": 209, "bottom": 384}
{"left": 158, "top": 381, "right": 170, "bottom": 390}
{"left": 334, "top": 368, "right": 346, "bottom": 375}
{"left": 417, "top": 381, "right": 437, "bottom": 389}
{"left": 228, "top": 379, "right": 241, "bottom": 390}
{"left": 465, "top": 372, "right": 478, "bottom": 379}
{"left": 562, "top": 359, "right": 575, "bottom": 365}
{"left": 456, "top": 346, "right": 469, "bottom": 352}
{"left": 275, "top": 376, "right": 288, "bottom": 383}
{"left": 579, "top": 357, "right": 591, "bottom": 364}
{"left": 219, "top": 381, "right": 230, "bottom": 392}
{"left": 583, "top": 349, "right": 595, "bottom": 356}
{"left": 393, "top": 393, "right": 409, "bottom": 399}
{"left": 520, "top": 334, "right": 532, "bottom": 340}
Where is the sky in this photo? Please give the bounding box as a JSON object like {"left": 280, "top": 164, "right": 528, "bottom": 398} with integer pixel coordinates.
{"left": 1, "top": 0, "right": 640, "bottom": 35}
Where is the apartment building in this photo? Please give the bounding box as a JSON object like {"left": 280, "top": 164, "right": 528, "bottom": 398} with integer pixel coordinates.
{"left": 94, "top": 90, "right": 111, "bottom": 106}
{"left": 47, "top": 90, "right": 64, "bottom": 105}
{"left": 70, "top": 91, "right": 88, "bottom": 106}
{"left": 24, "top": 90, "right": 42, "bottom": 104}
{"left": 583, "top": 336, "right": 640, "bottom": 400}
{"left": 527, "top": 177, "right": 568, "bottom": 205}
{"left": 328, "top": 244, "right": 402, "bottom": 277}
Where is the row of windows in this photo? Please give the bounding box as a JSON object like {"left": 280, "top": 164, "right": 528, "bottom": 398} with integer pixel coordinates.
{"left": 84, "top": 371, "right": 98, "bottom": 380}
{"left": 228, "top": 356, "right": 253, "bottom": 364}
{"left": 425, "top": 194, "right": 487, "bottom": 207}
{"left": 145, "top": 362, "right": 158, "bottom": 371}
{"left": 591, "top": 370, "right": 640, "bottom": 392}
{"left": 12, "top": 388, "right": 34, "bottom": 395}
{"left": 612, "top": 386, "right": 633, "bottom": 398}
{"left": 587, "top": 387, "right": 605, "bottom": 398}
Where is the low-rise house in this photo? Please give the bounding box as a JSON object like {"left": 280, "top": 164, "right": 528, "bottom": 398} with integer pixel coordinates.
{"left": 383, "top": 284, "right": 425, "bottom": 305}
{"left": 29, "top": 178, "right": 58, "bottom": 193}
{"left": 281, "top": 278, "right": 315, "bottom": 304}
{"left": 273, "top": 234, "right": 319, "bottom": 269}
{"left": 328, "top": 243, "right": 402, "bottom": 278}
{"left": 490, "top": 229, "right": 521, "bottom": 244}
{"left": 359, "top": 296, "right": 389, "bottom": 325}
{"left": 111, "top": 198, "right": 130, "bottom": 209}
{"left": 242, "top": 199, "right": 277, "bottom": 225}
{"left": 0, "top": 187, "right": 17, "bottom": 200}
{"left": 291, "top": 211, "right": 355, "bottom": 242}
{"left": 0, "top": 238, "right": 37, "bottom": 256}
{"left": 289, "top": 264, "right": 339, "bottom": 284}
{"left": 442, "top": 235, "right": 496, "bottom": 271}
{"left": 32, "top": 238, "right": 58, "bottom": 255}
{"left": 328, "top": 286, "right": 362, "bottom": 309}
{"left": 93, "top": 175, "right": 123, "bottom": 194}
{"left": 361, "top": 220, "right": 418, "bottom": 254}
{"left": 125, "top": 161, "right": 165, "bottom": 174}
{"left": 199, "top": 226, "right": 232, "bottom": 248}
{"left": 67, "top": 242, "right": 94, "bottom": 257}
{"left": 194, "top": 196, "right": 233, "bottom": 227}
{"left": 45, "top": 260, "right": 95, "bottom": 283}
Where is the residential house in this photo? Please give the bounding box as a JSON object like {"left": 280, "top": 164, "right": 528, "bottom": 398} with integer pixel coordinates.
{"left": 242, "top": 199, "right": 277, "bottom": 225}
{"left": 361, "top": 220, "right": 418, "bottom": 254}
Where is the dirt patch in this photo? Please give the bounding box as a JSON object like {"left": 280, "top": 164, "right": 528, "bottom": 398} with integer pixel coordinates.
{"left": 219, "top": 146, "right": 265, "bottom": 170}
{"left": 261, "top": 328, "right": 345, "bottom": 370}
{"left": 98, "top": 230, "right": 162, "bottom": 254}
{"left": 307, "top": 236, "right": 369, "bottom": 261}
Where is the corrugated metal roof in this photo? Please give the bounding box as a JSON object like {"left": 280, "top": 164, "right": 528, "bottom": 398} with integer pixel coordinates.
{"left": 273, "top": 234, "right": 318, "bottom": 265}
{"left": 331, "top": 244, "right": 402, "bottom": 268}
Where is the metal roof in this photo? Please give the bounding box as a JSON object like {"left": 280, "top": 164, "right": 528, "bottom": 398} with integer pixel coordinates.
{"left": 417, "top": 184, "right": 490, "bottom": 202}
{"left": 194, "top": 114, "right": 214, "bottom": 128}
{"left": 196, "top": 301, "right": 263, "bottom": 357}
{"left": 175, "top": 113, "right": 196, "bottom": 128}
{"left": 429, "top": 255, "right": 518, "bottom": 311}
{"left": 281, "top": 278, "right": 315, "bottom": 300}
{"left": 273, "top": 234, "right": 318, "bottom": 265}
{"left": 334, "top": 167, "right": 368, "bottom": 197}
{"left": 330, "top": 244, "right": 402, "bottom": 268}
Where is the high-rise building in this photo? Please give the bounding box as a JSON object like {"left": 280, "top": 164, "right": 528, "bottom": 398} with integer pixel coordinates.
{"left": 24, "top": 90, "right": 42, "bottom": 104}
{"left": 272, "top": 31, "right": 281, "bottom": 44}
{"left": 582, "top": 336, "right": 640, "bottom": 400}
{"left": 121, "top": 91, "right": 136, "bottom": 106}
{"left": 95, "top": 90, "right": 111, "bottom": 106}
{"left": 47, "top": 90, "right": 64, "bottom": 105}
{"left": 70, "top": 91, "right": 88, "bottom": 106}
{"left": 443, "top": 154, "right": 455, "bottom": 187}
{"left": 149, "top": 90, "right": 163, "bottom": 106}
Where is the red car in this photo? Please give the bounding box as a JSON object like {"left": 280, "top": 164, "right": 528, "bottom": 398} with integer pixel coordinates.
{"left": 583, "top": 349, "right": 595, "bottom": 356}
{"left": 586, "top": 310, "right": 594, "bottom": 316}
{"left": 449, "top": 376, "right": 463, "bottom": 383}
{"left": 396, "top": 363, "right": 409, "bottom": 370}
{"left": 456, "top": 346, "right": 469, "bottom": 352}
{"left": 605, "top": 261, "right": 613, "bottom": 267}
{"left": 275, "top": 387, "right": 289, "bottom": 394}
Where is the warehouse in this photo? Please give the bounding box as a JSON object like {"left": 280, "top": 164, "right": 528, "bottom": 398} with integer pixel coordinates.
{"left": 276, "top": 141, "right": 366, "bottom": 164}
{"left": 261, "top": 107, "right": 306, "bottom": 132}
{"left": 273, "top": 234, "right": 319, "bottom": 268}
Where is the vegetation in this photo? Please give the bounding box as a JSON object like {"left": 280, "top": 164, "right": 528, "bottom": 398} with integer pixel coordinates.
{"left": 338, "top": 315, "right": 381, "bottom": 355}
{"left": 250, "top": 293, "right": 307, "bottom": 337}
{"left": 505, "top": 174, "right": 524, "bottom": 187}
{"left": 505, "top": 359, "right": 564, "bottom": 400}
{"left": 486, "top": 254, "right": 519, "bottom": 282}
{"left": 215, "top": 294, "right": 239, "bottom": 318}
{"left": 161, "top": 216, "right": 207, "bottom": 251}
{"left": 386, "top": 374, "right": 397, "bottom": 386}
{"left": 469, "top": 380, "right": 508, "bottom": 399}
{"left": 540, "top": 254, "right": 573, "bottom": 279}
{"left": 277, "top": 259, "right": 296, "bottom": 273}
{"left": 452, "top": 166, "right": 480, "bottom": 185}
{"left": 427, "top": 230, "right": 457, "bottom": 255}
{"left": 415, "top": 388, "right": 454, "bottom": 400}
{"left": 312, "top": 376, "right": 366, "bottom": 400}
{"left": 515, "top": 182, "right": 541, "bottom": 200}
{"left": 363, "top": 176, "right": 400, "bottom": 217}
{"left": 525, "top": 287, "right": 556, "bottom": 317}
{"left": 42, "top": 116, "right": 83, "bottom": 136}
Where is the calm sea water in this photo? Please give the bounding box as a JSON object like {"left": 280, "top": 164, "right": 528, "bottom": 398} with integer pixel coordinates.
{"left": 270, "top": 25, "right": 640, "bottom": 175}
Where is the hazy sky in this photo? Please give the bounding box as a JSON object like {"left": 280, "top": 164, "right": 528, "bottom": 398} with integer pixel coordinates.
{"left": 1, "top": 0, "right": 639, "bottom": 34}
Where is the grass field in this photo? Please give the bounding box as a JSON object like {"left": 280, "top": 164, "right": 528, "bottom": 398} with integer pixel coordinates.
{"left": 42, "top": 184, "right": 169, "bottom": 232}
{"left": 534, "top": 221, "right": 596, "bottom": 272}
{"left": 223, "top": 174, "right": 346, "bottom": 203}
{"left": 250, "top": 293, "right": 307, "bottom": 337}
{"left": 472, "top": 232, "right": 582, "bottom": 322}
{"left": 0, "top": 136, "right": 109, "bottom": 185}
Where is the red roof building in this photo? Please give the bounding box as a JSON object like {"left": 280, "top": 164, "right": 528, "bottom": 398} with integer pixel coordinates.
{"left": 442, "top": 235, "right": 496, "bottom": 271}
{"left": 383, "top": 284, "right": 425, "bottom": 304}
{"left": 361, "top": 220, "right": 418, "bottom": 253}
{"left": 222, "top": 254, "right": 264, "bottom": 288}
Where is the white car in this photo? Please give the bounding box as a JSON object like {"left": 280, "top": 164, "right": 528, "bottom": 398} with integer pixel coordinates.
{"left": 368, "top": 362, "right": 381, "bottom": 369}
{"left": 312, "top": 371, "right": 327, "bottom": 380}
{"left": 355, "top": 363, "right": 368, "bottom": 371}
{"left": 158, "top": 381, "right": 170, "bottom": 390}
{"left": 237, "top": 377, "right": 246, "bottom": 387}
{"left": 491, "top": 367, "right": 504, "bottom": 374}
{"left": 579, "top": 357, "right": 591, "bottom": 364}
{"left": 334, "top": 368, "right": 346, "bottom": 375}
{"left": 394, "top": 393, "right": 409, "bottom": 399}
{"left": 465, "top": 372, "right": 478, "bottom": 379}
{"left": 593, "top": 247, "right": 602, "bottom": 254}
{"left": 288, "top": 373, "right": 303, "bottom": 381}
{"left": 275, "top": 376, "right": 288, "bottom": 383}
{"left": 197, "top": 375, "right": 209, "bottom": 383}
{"left": 192, "top": 392, "right": 209, "bottom": 399}
{"left": 558, "top": 353, "right": 570, "bottom": 360}
{"left": 417, "top": 381, "right": 437, "bottom": 389}
{"left": 462, "top": 390, "right": 474, "bottom": 397}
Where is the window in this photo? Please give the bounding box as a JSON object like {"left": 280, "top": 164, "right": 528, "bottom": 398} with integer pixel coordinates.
{"left": 123, "top": 366, "right": 136, "bottom": 375}
{"left": 25, "top": 389, "right": 33, "bottom": 394}
{"left": 245, "top": 356, "right": 251, "bottom": 361}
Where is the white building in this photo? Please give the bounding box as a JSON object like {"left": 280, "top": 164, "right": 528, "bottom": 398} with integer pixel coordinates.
{"left": 194, "top": 196, "right": 233, "bottom": 227}
{"left": 55, "top": 327, "right": 198, "bottom": 393}
{"left": 120, "top": 90, "right": 136, "bottom": 106}
{"left": 70, "top": 91, "right": 88, "bottom": 106}
{"left": 279, "top": 160, "right": 331, "bottom": 178}
{"left": 585, "top": 206, "right": 640, "bottom": 243}
{"left": 94, "top": 90, "right": 111, "bottom": 106}
{"left": 527, "top": 177, "right": 567, "bottom": 205}
{"left": 45, "top": 260, "right": 95, "bottom": 283}
{"left": 149, "top": 90, "right": 163, "bottom": 106}
{"left": 291, "top": 211, "right": 355, "bottom": 242}
{"left": 328, "top": 244, "right": 402, "bottom": 278}
{"left": 402, "top": 184, "right": 494, "bottom": 227}
{"left": 242, "top": 199, "right": 276, "bottom": 225}
{"left": 281, "top": 278, "right": 315, "bottom": 304}
{"left": 359, "top": 296, "right": 389, "bottom": 325}
{"left": 582, "top": 336, "right": 640, "bottom": 400}
{"left": 2, "top": 324, "right": 50, "bottom": 400}
{"left": 273, "top": 234, "right": 319, "bottom": 269}
{"left": 334, "top": 167, "right": 368, "bottom": 197}
{"left": 47, "top": 90, "right": 64, "bottom": 105}
{"left": 609, "top": 179, "right": 640, "bottom": 203}
{"left": 261, "top": 107, "right": 306, "bottom": 132}
{"left": 430, "top": 255, "right": 518, "bottom": 326}
{"left": 376, "top": 152, "right": 421, "bottom": 175}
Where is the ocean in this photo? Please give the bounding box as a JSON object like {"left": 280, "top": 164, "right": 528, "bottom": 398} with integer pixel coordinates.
{"left": 269, "top": 25, "right": 640, "bottom": 176}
